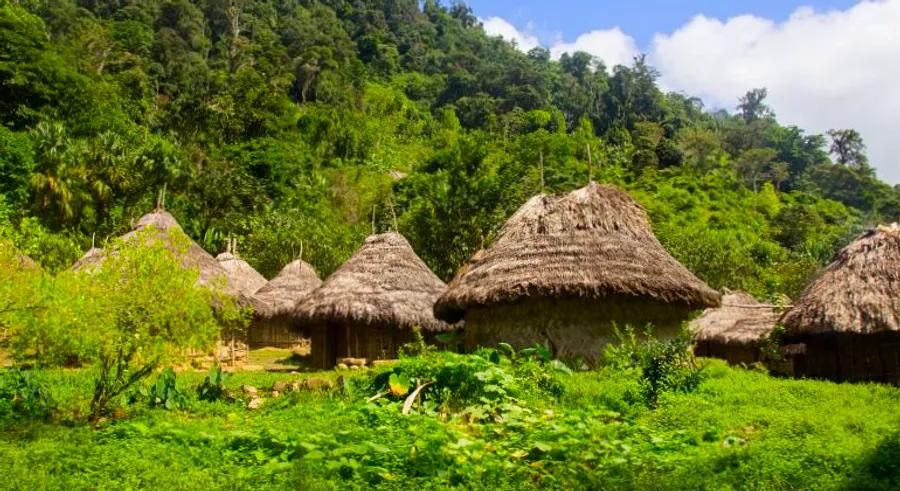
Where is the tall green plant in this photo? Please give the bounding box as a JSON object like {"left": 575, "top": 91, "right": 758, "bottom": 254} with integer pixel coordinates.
{"left": 12, "top": 228, "right": 236, "bottom": 421}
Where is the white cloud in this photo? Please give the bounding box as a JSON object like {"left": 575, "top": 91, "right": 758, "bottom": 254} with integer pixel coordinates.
{"left": 649, "top": 1, "right": 900, "bottom": 183}
{"left": 481, "top": 18, "right": 639, "bottom": 71}
{"left": 549, "top": 28, "right": 640, "bottom": 70}
{"left": 481, "top": 17, "right": 540, "bottom": 53}
{"left": 478, "top": 4, "right": 900, "bottom": 183}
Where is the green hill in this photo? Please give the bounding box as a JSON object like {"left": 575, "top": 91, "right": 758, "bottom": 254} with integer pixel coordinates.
{"left": 1, "top": 0, "right": 898, "bottom": 299}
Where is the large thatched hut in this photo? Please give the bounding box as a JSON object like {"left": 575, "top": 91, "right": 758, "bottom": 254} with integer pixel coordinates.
{"left": 691, "top": 290, "right": 779, "bottom": 365}
{"left": 249, "top": 259, "right": 322, "bottom": 349}
{"left": 780, "top": 223, "right": 900, "bottom": 384}
{"left": 294, "top": 232, "right": 453, "bottom": 369}
{"left": 434, "top": 182, "right": 720, "bottom": 362}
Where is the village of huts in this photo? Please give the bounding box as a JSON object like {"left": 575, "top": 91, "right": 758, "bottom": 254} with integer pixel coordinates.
{"left": 61, "top": 187, "right": 900, "bottom": 385}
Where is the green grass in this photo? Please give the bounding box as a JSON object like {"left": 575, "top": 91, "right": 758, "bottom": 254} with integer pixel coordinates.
{"left": 1, "top": 358, "right": 898, "bottom": 490}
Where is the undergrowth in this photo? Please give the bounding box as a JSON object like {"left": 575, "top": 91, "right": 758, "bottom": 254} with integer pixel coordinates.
{"left": 0, "top": 346, "right": 898, "bottom": 489}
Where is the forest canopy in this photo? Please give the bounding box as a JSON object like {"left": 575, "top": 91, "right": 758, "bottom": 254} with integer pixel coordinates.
{"left": 1, "top": 0, "right": 898, "bottom": 301}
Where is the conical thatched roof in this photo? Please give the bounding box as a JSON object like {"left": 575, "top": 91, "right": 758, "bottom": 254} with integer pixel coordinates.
{"left": 293, "top": 232, "right": 452, "bottom": 332}
{"left": 435, "top": 182, "right": 720, "bottom": 322}
{"left": 73, "top": 209, "right": 244, "bottom": 302}
{"left": 216, "top": 251, "right": 267, "bottom": 298}
{"left": 781, "top": 223, "right": 900, "bottom": 336}
{"left": 118, "top": 210, "right": 230, "bottom": 292}
{"left": 14, "top": 252, "right": 38, "bottom": 270}
{"left": 71, "top": 247, "right": 103, "bottom": 272}
{"left": 691, "top": 290, "right": 779, "bottom": 346}
{"left": 252, "top": 259, "right": 322, "bottom": 318}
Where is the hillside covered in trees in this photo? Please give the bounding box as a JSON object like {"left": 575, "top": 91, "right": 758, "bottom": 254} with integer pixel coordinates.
{"left": 2, "top": 0, "right": 898, "bottom": 301}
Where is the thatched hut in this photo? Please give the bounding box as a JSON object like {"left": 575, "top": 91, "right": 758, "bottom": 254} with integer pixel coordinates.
{"left": 249, "top": 259, "right": 322, "bottom": 349}
{"left": 434, "top": 182, "right": 720, "bottom": 362}
{"left": 780, "top": 223, "right": 900, "bottom": 384}
{"left": 14, "top": 252, "right": 39, "bottom": 271}
{"left": 71, "top": 247, "right": 103, "bottom": 272}
{"left": 691, "top": 290, "right": 779, "bottom": 365}
{"left": 215, "top": 251, "right": 267, "bottom": 300}
{"left": 294, "top": 233, "right": 453, "bottom": 369}
{"left": 72, "top": 209, "right": 245, "bottom": 303}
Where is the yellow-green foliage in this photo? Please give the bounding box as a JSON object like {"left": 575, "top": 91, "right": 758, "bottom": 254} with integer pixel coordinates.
{"left": 10, "top": 229, "right": 228, "bottom": 368}
{"left": 6, "top": 228, "right": 244, "bottom": 418}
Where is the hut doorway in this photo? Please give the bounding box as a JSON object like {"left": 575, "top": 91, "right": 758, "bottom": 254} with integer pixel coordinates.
{"left": 334, "top": 324, "right": 413, "bottom": 364}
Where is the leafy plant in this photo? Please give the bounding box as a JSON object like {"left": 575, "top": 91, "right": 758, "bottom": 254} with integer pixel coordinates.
{"left": 398, "top": 326, "right": 431, "bottom": 357}
{"left": 605, "top": 325, "right": 705, "bottom": 408}
{"left": 0, "top": 368, "right": 55, "bottom": 420}
{"left": 197, "top": 364, "right": 230, "bottom": 402}
{"left": 147, "top": 368, "right": 186, "bottom": 410}
{"left": 12, "top": 229, "right": 238, "bottom": 421}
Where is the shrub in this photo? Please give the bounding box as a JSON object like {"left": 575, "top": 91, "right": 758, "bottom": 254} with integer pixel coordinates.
{"left": 147, "top": 368, "right": 187, "bottom": 410}
{"left": 605, "top": 326, "right": 705, "bottom": 408}
{"left": 197, "top": 364, "right": 230, "bottom": 402}
{"left": 0, "top": 368, "right": 55, "bottom": 420}
{"left": 12, "top": 228, "right": 240, "bottom": 421}
{"left": 357, "top": 348, "right": 570, "bottom": 421}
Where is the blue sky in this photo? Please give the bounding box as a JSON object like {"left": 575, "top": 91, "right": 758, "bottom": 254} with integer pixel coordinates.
{"left": 466, "top": 0, "right": 860, "bottom": 48}
{"left": 470, "top": 0, "right": 900, "bottom": 184}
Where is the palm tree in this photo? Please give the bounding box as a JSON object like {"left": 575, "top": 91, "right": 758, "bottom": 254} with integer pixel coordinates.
{"left": 29, "top": 122, "right": 89, "bottom": 226}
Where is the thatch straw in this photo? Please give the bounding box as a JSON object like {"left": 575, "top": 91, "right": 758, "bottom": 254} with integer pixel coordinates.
{"left": 13, "top": 252, "right": 39, "bottom": 271}
{"left": 72, "top": 209, "right": 246, "bottom": 303}
{"left": 120, "top": 210, "right": 235, "bottom": 295}
{"left": 71, "top": 247, "right": 103, "bottom": 272}
{"left": 781, "top": 223, "right": 900, "bottom": 336}
{"left": 293, "top": 232, "right": 452, "bottom": 332}
{"left": 435, "top": 182, "right": 720, "bottom": 322}
{"left": 691, "top": 290, "right": 778, "bottom": 345}
{"left": 252, "top": 259, "right": 322, "bottom": 318}
{"left": 216, "top": 251, "right": 267, "bottom": 298}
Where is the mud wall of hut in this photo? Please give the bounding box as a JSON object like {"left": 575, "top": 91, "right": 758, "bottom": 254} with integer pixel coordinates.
{"left": 463, "top": 297, "right": 692, "bottom": 363}
{"left": 788, "top": 333, "right": 900, "bottom": 385}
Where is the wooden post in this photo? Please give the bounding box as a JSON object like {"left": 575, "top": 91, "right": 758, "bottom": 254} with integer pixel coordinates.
{"left": 231, "top": 333, "right": 236, "bottom": 367}
{"left": 586, "top": 143, "right": 593, "bottom": 183}
{"left": 539, "top": 150, "right": 545, "bottom": 193}
{"left": 388, "top": 197, "right": 399, "bottom": 232}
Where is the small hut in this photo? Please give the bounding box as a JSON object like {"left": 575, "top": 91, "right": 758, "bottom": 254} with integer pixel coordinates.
{"left": 215, "top": 249, "right": 267, "bottom": 300}
{"left": 780, "top": 223, "right": 900, "bottom": 384}
{"left": 72, "top": 209, "right": 245, "bottom": 302}
{"left": 434, "top": 182, "right": 720, "bottom": 362}
{"left": 71, "top": 247, "right": 103, "bottom": 272}
{"left": 249, "top": 259, "right": 322, "bottom": 349}
{"left": 691, "top": 290, "right": 779, "bottom": 365}
{"left": 293, "top": 233, "right": 453, "bottom": 369}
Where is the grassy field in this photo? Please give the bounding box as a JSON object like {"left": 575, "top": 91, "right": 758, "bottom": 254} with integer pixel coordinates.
{"left": 1, "top": 353, "right": 898, "bottom": 490}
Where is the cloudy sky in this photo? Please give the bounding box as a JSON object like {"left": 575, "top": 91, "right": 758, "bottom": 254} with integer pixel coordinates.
{"left": 470, "top": 0, "right": 900, "bottom": 184}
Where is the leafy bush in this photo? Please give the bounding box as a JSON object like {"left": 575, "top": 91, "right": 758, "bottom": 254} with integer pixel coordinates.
{"left": 0, "top": 368, "right": 55, "bottom": 420}
{"left": 397, "top": 326, "right": 433, "bottom": 357}
{"left": 356, "top": 348, "right": 569, "bottom": 421}
{"left": 605, "top": 326, "right": 705, "bottom": 408}
{"left": 197, "top": 364, "right": 230, "bottom": 402}
{"left": 11, "top": 228, "right": 241, "bottom": 420}
{"left": 146, "top": 368, "right": 187, "bottom": 410}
